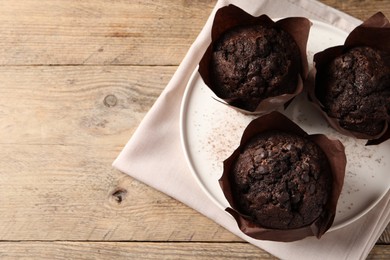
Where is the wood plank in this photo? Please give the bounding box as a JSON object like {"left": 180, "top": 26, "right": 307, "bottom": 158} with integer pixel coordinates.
{"left": 0, "top": 66, "right": 173, "bottom": 146}
{"left": 0, "top": 242, "right": 277, "bottom": 259}
{"left": 0, "top": 0, "right": 216, "bottom": 66}
{"left": 0, "top": 0, "right": 388, "bottom": 66}
{"left": 0, "top": 65, "right": 239, "bottom": 241}
{"left": 368, "top": 245, "right": 390, "bottom": 259}
{"left": 0, "top": 144, "right": 238, "bottom": 241}
{"left": 321, "top": 0, "right": 390, "bottom": 20}
{"left": 0, "top": 242, "right": 389, "bottom": 259}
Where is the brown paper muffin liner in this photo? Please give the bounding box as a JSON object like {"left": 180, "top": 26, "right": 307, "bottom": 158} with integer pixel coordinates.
{"left": 307, "top": 12, "right": 390, "bottom": 145}
{"left": 219, "top": 112, "right": 346, "bottom": 242}
{"left": 198, "top": 4, "right": 311, "bottom": 115}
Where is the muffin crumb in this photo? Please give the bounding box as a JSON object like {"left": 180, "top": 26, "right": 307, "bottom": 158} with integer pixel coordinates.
{"left": 320, "top": 46, "right": 390, "bottom": 136}
{"left": 232, "top": 131, "right": 332, "bottom": 229}
{"left": 212, "top": 24, "right": 300, "bottom": 111}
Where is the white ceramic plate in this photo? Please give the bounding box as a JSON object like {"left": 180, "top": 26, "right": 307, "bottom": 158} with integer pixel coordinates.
{"left": 180, "top": 20, "right": 390, "bottom": 231}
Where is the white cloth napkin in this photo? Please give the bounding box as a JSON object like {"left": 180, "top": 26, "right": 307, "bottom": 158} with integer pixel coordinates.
{"left": 113, "top": 0, "right": 390, "bottom": 259}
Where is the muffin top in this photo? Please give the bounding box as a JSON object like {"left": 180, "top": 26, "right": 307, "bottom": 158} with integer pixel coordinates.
{"left": 211, "top": 24, "right": 300, "bottom": 111}
{"left": 319, "top": 46, "right": 390, "bottom": 136}
{"left": 231, "top": 131, "right": 332, "bottom": 230}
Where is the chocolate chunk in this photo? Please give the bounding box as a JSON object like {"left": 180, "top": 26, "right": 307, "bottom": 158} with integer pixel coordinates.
{"left": 319, "top": 46, "right": 390, "bottom": 136}
{"left": 211, "top": 24, "right": 300, "bottom": 111}
{"left": 231, "top": 131, "right": 332, "bottom": 230}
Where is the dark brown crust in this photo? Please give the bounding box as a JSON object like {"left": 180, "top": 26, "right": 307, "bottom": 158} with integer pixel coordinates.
{"left": 211, "top": 25, "right": 300, "bottom": 111}
{"left": 219, "top": 112, "right": 346, "bottom": 242}
{"left": 319, "top": 47, "right": 390, "bottom": 136}
{"left": 308, "top": 12, "right": 390, "bottom": 144}
{"left": 199, "top": 4, "right": 311, "bottom": 114}
{"left": 231, "top": 131, "right": 332, "bottom": 230}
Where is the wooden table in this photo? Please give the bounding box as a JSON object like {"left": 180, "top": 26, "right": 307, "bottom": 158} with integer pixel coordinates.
{"left": 0, "top": 0, "right": 389, "bottom": 259}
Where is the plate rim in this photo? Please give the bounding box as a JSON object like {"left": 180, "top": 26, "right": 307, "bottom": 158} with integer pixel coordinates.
{"left": 179, "top": 19, "right": 390, "bottom": 233}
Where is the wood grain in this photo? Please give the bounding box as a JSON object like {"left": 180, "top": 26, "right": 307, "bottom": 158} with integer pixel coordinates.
{"left": 0, "top": 242, "right": 388, "bottom": 259}
{"left": 0, "top": 0, "right": 215, "bottom": 66}
{"left": 0, "top": 66, "right": 173, "bottom": 146}
{"left": 0, "top": 66, "right": 238, "bottom": 242}
{"left": 321, "top": 0, "right": 389, "bottom": 20}
{"left": 0, "top": 242, "right": 274, "bottom": 260}
{"left": 0, "top": 144, "right": 239, "bottom": 242}
{"left": 0, "top": 0, "right": 389, "bottom": 259}
{"left": 379, "top": 225, "right": 390, "bottom": 244}
{"left": 0, "top": 0, "right": 388, "bottom": 66}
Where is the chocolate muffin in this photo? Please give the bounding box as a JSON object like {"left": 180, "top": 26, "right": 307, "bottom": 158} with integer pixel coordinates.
{"left": 317, "top": 46, "right": 390, "bottom": 136}
{"left": 211, "top": 24, "right": 301, "bottom": 111}
{"left": 231, "top": 131, "right": 332, "bottom": 230}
